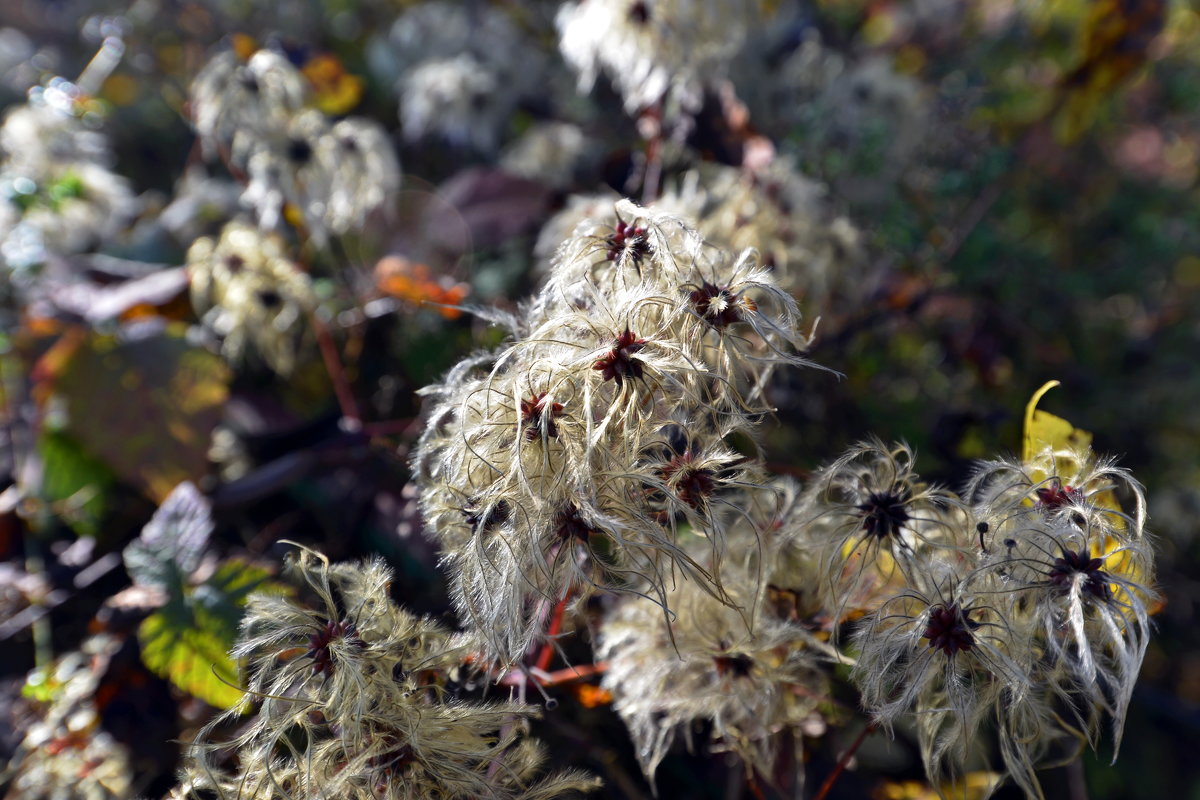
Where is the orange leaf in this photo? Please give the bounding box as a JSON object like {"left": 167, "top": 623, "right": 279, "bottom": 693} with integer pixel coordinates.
{"left": 573, "top": 684, "right": 612, "bottom": 708}
{"left": 303, "top": 54, "right": 364, "bottom": 116}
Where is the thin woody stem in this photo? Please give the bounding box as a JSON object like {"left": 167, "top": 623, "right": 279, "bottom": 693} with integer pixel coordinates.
{"left": 639, "top": 103, "right": 664, "bottom": 204}
{"left": 309, "top": 310, "right": 362, "bottom": 426}
{"left": 745, "top": 774, "right": 768, "bottom": 800}
{"left": 496, "top": 662, "right": 609, "bottom": 689}
{"left": 813, "top": 721, "right": 877, "bottom": 800}
{"left": 537, "top": 662, "right": 609, "bottom": 686}
{"left": 535, "top": 592, "right": 573, "bottom": 672}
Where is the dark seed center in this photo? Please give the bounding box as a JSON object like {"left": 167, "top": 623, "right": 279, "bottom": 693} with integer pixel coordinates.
{"left": 922, "top": 604, "right": 979, "bottom": 657}
{"left": 856, "top": 490, "right": 911, "bottom": 539}
{"left": 1048, "top": 548, "right": 1113, "bottom": 602}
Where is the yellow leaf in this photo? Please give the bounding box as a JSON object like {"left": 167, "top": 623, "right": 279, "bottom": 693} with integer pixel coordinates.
{"left": 1023, "top": 380, "right": 1124, "bottom": 506}
{"left": 1021, "top": 383, "right": 1153, "bottom": 608}
{"left": 1023, "top": 380, "right": 1091, "bottom": 465}
{"left": 139, "top": 609, "right": 244, "bottom": 709}
{"left": 874, "top": 772, "right": 1002, "bottom": 800}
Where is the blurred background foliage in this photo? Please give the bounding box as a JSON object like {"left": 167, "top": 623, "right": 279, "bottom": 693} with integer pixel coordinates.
{"left": 0, "top": 0, "right": 1198, "bottom": 798}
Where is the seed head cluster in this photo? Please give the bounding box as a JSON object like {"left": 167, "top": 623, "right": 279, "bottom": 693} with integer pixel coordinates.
{"left": 556, "top": 0, "right": 751, "bottom": 118}
{"left": 178, "top": 546, "right": 598, "bottom": 800}
{"left": 414, "top": 189, "right": 1158, "bottom": 796}
{"left": 190, "top": 43, "right": 399, "bottom": 240}
{"left": 414, "top": 199, "right": 816, "bottom": 667}
{"left": 846, "top": 445, "right": 1157, "bottom": 797}
{"left": 0, "top": 87, "right": 136, "bottom": 274}
{"left": 187, "top": 220, "right": 316, "bottom": 375}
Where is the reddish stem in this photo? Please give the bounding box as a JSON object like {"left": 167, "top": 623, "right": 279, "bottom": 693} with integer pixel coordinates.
{"left": 813, "top": 721, "right": 877, "bottom": 800}
{"left": 496, "top": 661, "right": 609, "bottom": 689}
{"left": 535, "top": 593, "right": 572, "bottom": 672}
{"left": 639, "top": 103, "right": 663, "bottom": 204}
{"left": 309, "top": 311, "right": 361, "bottom": 425}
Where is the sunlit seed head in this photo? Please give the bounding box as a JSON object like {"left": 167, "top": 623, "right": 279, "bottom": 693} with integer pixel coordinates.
{"left": 606, "top": 217, "right": 651, "bottom": 266}
{"left": 555, "top": 505, "right": 596, "bottom": 543}
{"left": 713, "top": 652, "right": 755, "bottom": 679}
{"left": 1035, "top": 483, "right": 1082, "bottom": 509}
{"left": 306, "top": 618, "right": 362, "bottom": 676}
{"left": 519, "top": 391, "right": 564, "bottom": 441}
{"left": 688, "top": 281, "right": 755, "bottom": 329}
{"left": 462, "top": 499, "right": 510, "bottom": 534}
{"left": 592, "top": 327, "right": 647, "bottom": 386}
{"left": 660, "top": 450, "right": 716, "bottom": 510}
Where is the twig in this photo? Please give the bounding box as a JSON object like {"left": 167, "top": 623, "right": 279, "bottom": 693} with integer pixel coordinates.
{"left": 535, "top": 592, "right": 573, "bottom": 672}
{"left": 309, "top": 311, "right": 362, "bottom": 426}
{"left": 496, "top": 661, "right": 608, "bottom": 689}
{"left": 639, "top": 104, "right": 664, "bottom": 204}
{"left": 812, "top": 721, "right": 877, "bottom": 800}
{"left": 1067, "top": 757, "right": 1090, "bottom": 800}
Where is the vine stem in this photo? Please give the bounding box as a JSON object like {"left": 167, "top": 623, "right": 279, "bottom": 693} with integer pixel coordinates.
{"left": 535, "top": 592, "right": 573, "bottom": 672}
{"left": 812, "top": 721, "right": 878, "bottom": 800}
{"left": 496, "top": 662, "right": 608, "bottom": 689}
{"left": 309, "top": 310, "right": 362, "bottom": 426}
{"left": 639, "top": 103, "right": 664, "bottom": 204}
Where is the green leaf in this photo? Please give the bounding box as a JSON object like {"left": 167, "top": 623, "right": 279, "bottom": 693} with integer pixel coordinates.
{"left": 49, "top": 325, "right": 230, "bottom": 503}
{"left": 21, "top": 666, "right": 64, "bottom": 703}
{"left": 36, "top": 431, "right": 115, "bottom": 537}
{"left": 47, "top": 171, "right": 85, "bottom": 210}
{"left": 137, "top": 558, "right": 278, "bottom": 710}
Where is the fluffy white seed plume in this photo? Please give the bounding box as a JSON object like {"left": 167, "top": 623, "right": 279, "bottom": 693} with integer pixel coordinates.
{"left": 848, "top": 441, "right": 1157, "bottom": 798}
{"left": 415, "top": 199, "right": 821, "bottom": 666}
{"left": 598, "top": 482, "right": 833, "bottom": 786}
{"left": 180, "top": 545, "right": 599, "bottom": 800}
{"left": 967, "top": 448, "right": 1156, "bottom": 756}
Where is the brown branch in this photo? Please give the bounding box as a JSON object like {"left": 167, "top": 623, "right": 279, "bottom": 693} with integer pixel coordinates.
{"left": 309, "top": 311, "right": 361, "bottom": 426}
{"left": 813, "top": 721, "right": 877, "bottom": 800}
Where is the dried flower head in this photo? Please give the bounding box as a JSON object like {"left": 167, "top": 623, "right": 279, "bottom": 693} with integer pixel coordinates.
{"left": 385, "top": 2, "right": 543, "bottom": 152}
{"left": 187, "top": 220, "right": 315, "bottom": 375}
{"left": 190, "top": 47, "right": 306, "bottom": 163}
{"left": 599, "top": 491, "right": 833, "bottom": 785}
{"left": 655, "top": 160, "right": 865, "bottom": 317}
{"left": 1, "top": 93, "right": 135, "bottom": 272}
{"left": 189, "top": 43, "right": 399, "bottom": 240}
{"left": 851, "top": 581, "right": 1039, "bottom": 797}
{"left": 556, "top": 0, "right": 754, "bottom": 118}
{"left": 967, "top": 448, "right": 1147, "bottom": 543}
{"left": 601, "top": 587, "right": 828, "bottom": 785}
{"left": 965, "top": 493, "right": 1156, "bottom": 757}
{"left": 1, "top": 161, "right": 136, "bottom": 270}
{"left": 239, "top": 107, "right": 399, "bottom": 241}
{"left": 797, "top": 440, "right": 972, "bottom": 620}
{"left": 500, "top": 123, "right": 596, "bottom": 190}
{"left": 416, "top": 198, "right": 821, "bottom": 665}
{"left": 181, "top": 545, "right": 599, "bottom": 800}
